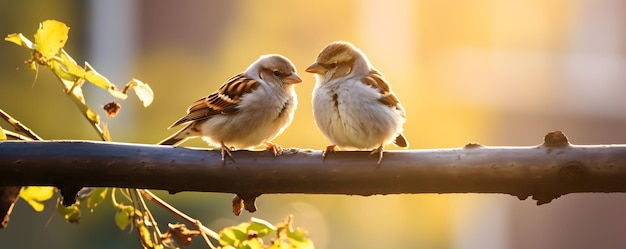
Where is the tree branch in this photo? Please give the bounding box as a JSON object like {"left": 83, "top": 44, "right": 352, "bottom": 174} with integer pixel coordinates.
{"left": 0, "top": 131, "right": 625, "bottom": 206}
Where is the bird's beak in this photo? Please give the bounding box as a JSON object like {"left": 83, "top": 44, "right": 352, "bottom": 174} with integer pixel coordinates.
{"left": 305, "top": 62, "right": 325, "bottom": 74}
{"left": 283, "top": 73, "right": 302, "bottom": 84}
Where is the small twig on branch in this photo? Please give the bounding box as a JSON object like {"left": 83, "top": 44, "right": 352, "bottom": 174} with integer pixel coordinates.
{"left": 2, "top": 130, "right": 33, "bottom": 141}
{"left": 1, "top": 131, "right": 626, "bottom": 210}
{"left": 139, "top": 189, "right": 220, "bottom": 242}
{"left": 0, "top": 186, "right": 21, "bottom": 228}
{"left": 0, "top": 109, "right": 36, "bottom": 229}
{"left": 0, "top": 108, "right": 43, "bottom": 141}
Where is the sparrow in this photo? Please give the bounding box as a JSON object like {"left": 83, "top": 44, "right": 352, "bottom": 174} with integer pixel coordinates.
{"left": 159, "top": 54, "right": 302, "bottom": 165}
{"left": 306, "top": 41, "right": 408, "bottom": 166}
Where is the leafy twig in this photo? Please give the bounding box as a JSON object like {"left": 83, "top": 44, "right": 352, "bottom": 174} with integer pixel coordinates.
{"left": 5, "top": 20, "right": 154, "bottom": 142}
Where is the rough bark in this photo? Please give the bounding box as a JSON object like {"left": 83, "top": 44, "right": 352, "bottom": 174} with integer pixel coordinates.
{"left": 0, "top": 131, "right": 625, "bottom": 206}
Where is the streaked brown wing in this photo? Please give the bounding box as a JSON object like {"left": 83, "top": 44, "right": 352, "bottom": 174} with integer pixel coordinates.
{"left": 361, "top": 69, "right": 405, "bottom": 116}
{"left": 169, "top": 73, "right": 260, "bottom": 128}
{"left": 362, "top": 69, "right": 410, "bottom": 148}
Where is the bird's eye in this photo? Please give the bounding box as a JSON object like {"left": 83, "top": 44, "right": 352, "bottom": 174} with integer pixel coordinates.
{"left": 273, "top": 70, "right": 281, "bottom": 76}
{"left": 329, "top": 63, "right": 337, "bottom": 69}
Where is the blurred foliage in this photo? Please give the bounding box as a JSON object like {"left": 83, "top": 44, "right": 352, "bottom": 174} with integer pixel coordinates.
{"left": 5, "top": 19, "right": 153, "bottom": 141}
{"left": 219, "top": 216, "right": 313, "bottom": 249}
{"left": 56, "top": 199, "right": 81, "bottom": 224}
{"left": 18, "top": 186, "right": 55, "bottom": 212}
{"left": 86, "top": 187, "right": 108, "bottom": 210}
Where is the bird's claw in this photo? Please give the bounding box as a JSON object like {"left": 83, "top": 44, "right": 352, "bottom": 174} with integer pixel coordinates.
{"left": 369, "top": 145, "right": 384, "bottom": 168}
{"left": 221, "top": 142, "right": 235, "bottom": 165}
{"left": 264, "top": 142, "right": 282, "bottom": 157}
{"left": 322, "top": 145, "right": 337, "bottom": 161}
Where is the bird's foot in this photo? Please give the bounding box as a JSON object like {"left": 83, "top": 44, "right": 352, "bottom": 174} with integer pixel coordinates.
{"left": 264, "top": 141, "right": 282, "bottom": 157}
{"left": 322, "top": 144, "right": 337, "bottom": 161}
{"left": 369, "top": 145, "right": 384, "bottom": 168}
{"left": 220, "top": 141, "right": 235, "bottom": 165}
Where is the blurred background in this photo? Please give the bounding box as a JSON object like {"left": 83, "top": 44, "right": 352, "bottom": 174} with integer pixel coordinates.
{"left": 2, "top": 0, "right": 626, "bottom": 248}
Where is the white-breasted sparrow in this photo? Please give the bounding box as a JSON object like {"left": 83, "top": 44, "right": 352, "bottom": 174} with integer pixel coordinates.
{"left": 159, "top": 54, "right": 302, "bottom": 165}
{"left": 306, "top": 41, "right": 408, "bottom": 166}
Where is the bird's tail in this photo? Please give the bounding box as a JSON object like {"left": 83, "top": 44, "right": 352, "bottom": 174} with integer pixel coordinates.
{"left": 157, "top": 123, "right": 194, "bottom": 146}
{"left": 393, "top": 133, "right": 409, "bottom": 148}
{"left": 158, "top": 135, "right": 186, "bottom": 146}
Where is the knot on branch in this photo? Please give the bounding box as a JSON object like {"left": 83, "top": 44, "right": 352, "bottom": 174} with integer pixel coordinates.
{"left": 543, "top": 131, "right": 570, "bottom": 147}
{"left": 463, "top": 143, "right": 483, "bottom": 149}
{"left": 60, "top": 185, "right": 81, "bottom": 206}
{"left": 232, "top": 193, "right": 260, "bottom": 216}
{"left": 559, "top": 161, "right": 586, "bottom": 185}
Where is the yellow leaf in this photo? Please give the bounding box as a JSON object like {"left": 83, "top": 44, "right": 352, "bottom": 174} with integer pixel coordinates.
{"left": 60, "top": 77, "right": 101, "bottom": 125}
{"left": 0, "top": 128, "right": 6, "bottom": 140}
{"left": 69, "top": 93, "right": 101, "bottom": 125}
{"left": 28, "top": 60, "right": 37, "bottom": 72}
{"left": 33, "top": 20, "right": 69, "bottom": 59}
{"left": 127, "top": 78, "right": 154, "bottom": 107}
{"left": 5, "top": 33, "right": 35, "bottom": 50}
{"left": 19, "top": 186, "right": 56, "bottom": 212}
{"left": 137, "top": 222, "right": 156, "bottom": 248}
{"left": 52, "top": 50, "right": 85, "bottom": 82}
{"left": 50, "top": 59, "right": 79, "bottom": 82}
{"left": 102, "top": 122, "right": 112, "bottom": 142}
{"left": 84, "top": 62, "right": 116, "bottom": 91}
{"left": 241, "top": 238, "right": 264, "bottom": 249}
{"left": 108, "top": 89, "right": 128, "bottom": 100}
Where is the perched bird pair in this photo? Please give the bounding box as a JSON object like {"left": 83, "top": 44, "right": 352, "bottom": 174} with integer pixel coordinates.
{"left": 159, "top": 41, "right": 408, "bottom": 166}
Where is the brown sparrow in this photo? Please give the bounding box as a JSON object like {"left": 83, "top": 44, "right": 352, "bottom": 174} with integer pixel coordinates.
{"left": 159, "top": 54, "right": 302, "bottom": 165}
{"left": 306, "top": 41, "right": 408, "bottom": 166}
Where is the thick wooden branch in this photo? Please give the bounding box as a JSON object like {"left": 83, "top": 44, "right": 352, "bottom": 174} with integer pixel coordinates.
{"left": 1, "top": 132, "right": 625, "bottom": 205}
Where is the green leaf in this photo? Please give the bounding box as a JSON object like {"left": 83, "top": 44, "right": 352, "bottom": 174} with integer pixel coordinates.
{"left": 220, "top": 216, "right": 314, "bottom": 249}
{"left": 56, "top": 198, "right": 81, "bottom": 224}
{"left": 241, "top": 238, "right": 264, "bottom": 249}
{"left": 33, "top": 20, "right": 69, "bottom": 59}
{"left": 249, "top": 217, "right": 277, "bottom": 237}
{"left": 19, "top": 186, "right": 55, "bottom": 212}
{"left": 219, "top": 229, "right": 237, "bottom": 246}
{"left": 273, "top": 215, "right": 314, "bottom": 249}
{"left": 4, "top": 33, "right": 35, "bottom": 50}
{"left": 86, "top": 187, "right": 108, "bottom": 210}
{"left": 286, "top": 229, "right": 314, "bottom": 249}
{"left": 219, "top": 222, "right": 251, "bottom": 247}
{"left": 115, "top": 205, "right": 134, "bottom": 230}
